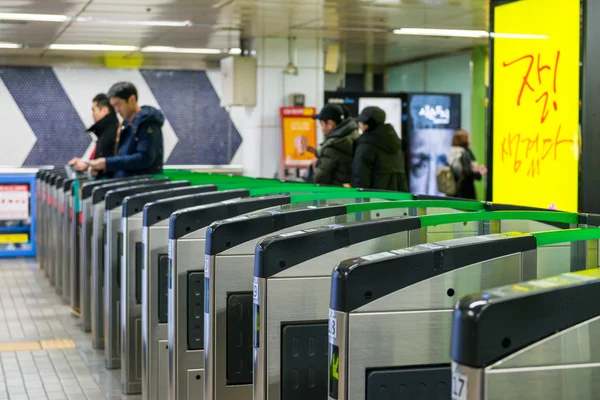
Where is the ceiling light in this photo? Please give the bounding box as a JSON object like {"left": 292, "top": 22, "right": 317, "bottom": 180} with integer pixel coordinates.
{"left": 141, "top": 46, "right": 222, "bottom": 54}
{"left": 75, "top": 17, "right": 190, "bottom": 27}
{"left": 228, "top": 48, "right": 242, "bottom": 55}
{"left": 491, "top": 32, "right": 548, "bottom": 39}
{"left": 0, "top": 12, "right": 69, "bottom": 22}
{"left": 393, "top": 28, "right": 488, "bottom": 38}
{"left": 48, "top": 44, "right": 138, "bottom": 51}
{"left": 0, "top": 43, "right": 22, "bottom": 49}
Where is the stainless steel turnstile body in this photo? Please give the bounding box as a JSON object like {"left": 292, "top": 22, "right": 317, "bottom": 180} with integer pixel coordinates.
{"left": 103, "top": 180, "right": 175, "bottom": 370}
{"left": 142, "top": 190, "right": 249, "bottom": 400}
{"left": 120, "top": 185, "right": 212, "bottom": 394}
{"left": 253, "top": 209, "right": 483, "bottom": 400}
{"left": 329, "top": 227, "right": 596, "bottom": 400}
{"left": 85, "top": 177, "right": 155, "bottom": 337}
{"left": 450, "top": 269, "right": 600, "bottom": 400}
{"left": 169, "top": 196, "right": 298, "bottom": 400}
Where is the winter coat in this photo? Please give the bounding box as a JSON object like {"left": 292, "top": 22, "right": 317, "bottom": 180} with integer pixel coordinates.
{"left": 314, "top": 118, "right": 360, "bottom": 185}
{"left": 87, "top": 113, "right": 119, "bottom": 179}
{"left": 105, "top": 106, "right": 165, "bottom": 178}
{"left": 351, "top": 123, "right": 408, "bottom": 191}
{"left": 446, "top": 145, "right": 481, "bottom": 200}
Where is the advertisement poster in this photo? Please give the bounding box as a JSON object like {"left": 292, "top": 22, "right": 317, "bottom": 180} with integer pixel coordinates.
{"left": 408, "top": 94, "right": 462, "bottom": 195}
{"left": 0, "top": 184, "right": 30, "bottom": 221}
{"left": 492, "top": 0, "right": 580, "bottom": 212}
{"left": 280, "top": 107, "right": 317, "bottom": 168}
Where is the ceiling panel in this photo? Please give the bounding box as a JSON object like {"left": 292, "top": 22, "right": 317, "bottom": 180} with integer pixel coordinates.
{"left": 0, "top": 0, "right": 489, "bottom": 66}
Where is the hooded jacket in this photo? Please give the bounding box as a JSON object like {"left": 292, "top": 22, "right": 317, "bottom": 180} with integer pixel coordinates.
{"left": 446, "top": 145, "right": 481, "bottom": 200}
{"left": 105, "top": 106, "right": 165, "bottom": 178}
{"left": 87, "top": 112, "right": 119, "bottom": 178}
{"left": 352, "top": 123, "right": 408, "bottom": 191}
{"left": 314, "top": 118, "right": 360, "bottom": 185}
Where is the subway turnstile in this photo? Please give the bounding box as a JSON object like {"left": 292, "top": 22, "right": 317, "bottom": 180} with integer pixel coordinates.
{"left": 142, "top": 189, "right": 250, "bottom": 400}
{"left": 119, "top": 184, "right": 217, "bottom": 394}
{"left": 450, "top": 268, "right": 600, "bottom": 400}
{"left": 328, "top": 227, "right": 600, "bottom": 400}
{"left": 103, "top": 180, "right": 184, "bottom": 369}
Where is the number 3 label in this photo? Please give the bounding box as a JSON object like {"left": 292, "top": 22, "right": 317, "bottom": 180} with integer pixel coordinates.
{"left": 328, "top": 309, "right": 337, "bottom": 342}
{"left": 452, "top": 370, "right": 468, "bottom": 400}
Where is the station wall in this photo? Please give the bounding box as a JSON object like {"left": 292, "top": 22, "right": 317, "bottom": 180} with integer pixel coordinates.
{"left": 0, "top": 66, "right": 242, "bottom": 167}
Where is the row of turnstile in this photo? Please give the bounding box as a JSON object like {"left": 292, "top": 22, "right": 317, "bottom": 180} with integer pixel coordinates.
{"left": 36, "top": 166, "right": 600, "bottom": 400}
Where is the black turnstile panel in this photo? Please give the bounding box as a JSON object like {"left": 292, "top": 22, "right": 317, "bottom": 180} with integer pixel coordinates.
{"left": 366, "top": 365, "right": 450, "bottom": 400}
{"left": 135, "top": 242, "right": 143, "bottom": 304}
{"left": 281, "top": 323, "right": 328, "bottom": 400}
{"left": 187, "top": 272, "right": 205, "bottom": 350}
{"left": 226, "top": 292, "right": 253, "bottom": 385}
{"left": 158, "top": 254, "right": 169, "bottom": 323}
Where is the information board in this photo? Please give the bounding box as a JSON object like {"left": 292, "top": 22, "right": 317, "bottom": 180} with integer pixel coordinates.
{"left": 492, "top": 0, "right": 580, "bottom": 211}
{"left": 0, "top": 184, "right": 30, "bottom": 221}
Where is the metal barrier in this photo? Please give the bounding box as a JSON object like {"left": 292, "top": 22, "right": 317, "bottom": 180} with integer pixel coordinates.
{"left": 206, "top": 199, "right": 480, "bottom": 400}
{"left": 119, "top": 184, "right": 217, "bottom": 394}
{"left": 327, "top": 226, "right": 600, "bottom": 400}
{"left": 103, "top": 180, "right": 183, "bottom": 369}
{"left": 142, "top": 189, "right": 250, "bottom": 400}
{"left": 450, "top": 268, "right": 600, "bottom": 400}
{"left": 80, "top": 176, "right": 154, "bottom": 333}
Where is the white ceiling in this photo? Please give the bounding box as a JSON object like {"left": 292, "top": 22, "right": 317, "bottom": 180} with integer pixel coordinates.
{"left": 0, "top": 0, "right": 489, "bottom": 66}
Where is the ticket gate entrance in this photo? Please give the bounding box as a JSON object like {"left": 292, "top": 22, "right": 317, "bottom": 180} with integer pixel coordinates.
{"left": 59, "top": 178, "right": 85, "bottom": 302}
{"left": 206, "top": 198, "right": 481, "bottom": 400}
{"left": 142, "top": 189, "right": 251, "bottom": 400}
{"left": 119, "top": 184, "right": 218, "bottom": 394}
{"left": 45, "top": 172, "right": 66, "bottom": 282}
{"left": 327, "top": 227, "right": 600, "bottom": 400}
{"left": 450, "top": 269, "right": 600, "bottom": 400}
{"left": 252, "top": 209, "right": 579, "bottom": 400}
{"left": 103, "top": 180, "right": 184, "bottom": 369}
{"left": 166, "top": 191, "right": 430, "bottom": 400}
{"left": 80, "top": 176, "right": 154, "bottom": 331}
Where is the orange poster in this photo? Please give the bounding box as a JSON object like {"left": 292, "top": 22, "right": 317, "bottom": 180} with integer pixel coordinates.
{"left": 280, "top": 107, "right": 317, "bottom": 167}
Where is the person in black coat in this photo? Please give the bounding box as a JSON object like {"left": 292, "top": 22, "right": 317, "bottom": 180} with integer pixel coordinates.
{"left": 352, "top": 106, "right": 408, "bottom": 191}
{"left": 446, "top": 129, "right": 487, "bottom": 199}
{"left": 309, "top": 104, "right": 359, "bottom": 185}
{"left": 69, "top": 93, "right": 119, "bottom": 178}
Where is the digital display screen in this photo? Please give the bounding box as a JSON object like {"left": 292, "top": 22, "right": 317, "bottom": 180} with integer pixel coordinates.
{"left": 358, "top": 97, "right": 402, "bottom": 138}
{"left": 0, "top": 184, "right": 30, "bottom": 221}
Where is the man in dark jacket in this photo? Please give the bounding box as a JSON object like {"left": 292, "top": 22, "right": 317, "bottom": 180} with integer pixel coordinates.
{"left": 352, "top": 106, "right": 408, "bottom": 191}
{"left": 88, "top": 82, "right": 164, "bottom": 178}
{"left": 69, "top": 93, "right": 119, "bottom": 178}
{"left": 309, "top": 104, "right": 359, "bottom": 185}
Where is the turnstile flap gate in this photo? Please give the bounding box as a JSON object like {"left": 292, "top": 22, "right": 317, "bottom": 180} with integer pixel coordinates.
{"left": 123, "top": 185, "right": 217, "bottom": 217}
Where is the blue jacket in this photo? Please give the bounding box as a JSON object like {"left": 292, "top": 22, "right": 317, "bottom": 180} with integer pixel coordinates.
{"left": 105, "top": 106, "right": 165, "bottom": 178}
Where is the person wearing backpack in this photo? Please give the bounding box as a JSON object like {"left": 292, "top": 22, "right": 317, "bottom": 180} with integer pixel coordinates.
{"left": 445, "top": 130, "right": 487, "bottom": 199}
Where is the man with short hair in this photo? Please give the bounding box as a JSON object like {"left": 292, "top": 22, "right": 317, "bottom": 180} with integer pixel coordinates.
{"left": 69, "top": 93, "right": 119, "bottom": 178}
{"left": 308, "top": 104, "right": 359, "bottom": 185}
{"left": 87, "top": 82, "right": 165, "bottom": 178}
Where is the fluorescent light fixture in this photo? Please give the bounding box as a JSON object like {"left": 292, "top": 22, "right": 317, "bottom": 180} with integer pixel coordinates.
{"left": 0, "top": 12, "right": 69, "bottom": 22}
{"left": 141, "top": 46, "right": 222, "bottom": 54}
{"left": 228, "top": 48, "right": 242, "bottom": 55}
{"left": 0, "top": 43, "right": 22, "bottom": 49}
{"left": 491, "top": 32, "right": 548, "bottom": 39}
{"left": 48, "top": 44, "right": 138, "bottom": 51}
{"left": 75, "top": 17, "right": 190, "bottom": 27}
{"left": 393, "top": 28, "right": 488, "bottom": 38}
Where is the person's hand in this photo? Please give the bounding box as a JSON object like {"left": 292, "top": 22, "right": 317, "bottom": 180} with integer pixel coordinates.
{"left": 69, "top": 158, "right": 89, "bottom": 172}
{"left": 478, "top": 166, "right": 488, "bottom": 176}
{"left": 89, "top": 158, "right": 106, "bottom": 172}
{"left": 342, "top": 183, "right": 352, "bottom": 188}
{"left": 306, "top": 146, "right": 316, "bottom": 154}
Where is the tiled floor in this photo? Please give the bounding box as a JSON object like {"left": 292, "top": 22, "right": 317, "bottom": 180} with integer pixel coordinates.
{"left": 0, "top": 258, "right": 140, "bottom": 400}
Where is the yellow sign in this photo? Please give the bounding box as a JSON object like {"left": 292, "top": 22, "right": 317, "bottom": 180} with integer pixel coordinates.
{"left": 0, "top": 234, "right": 28, "bottom": 244}
{"left": 280, "top": 107, "right": 317, "bottom": 167}
{"left": 492, "top": 0, "right": 580, "bottom": 212}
